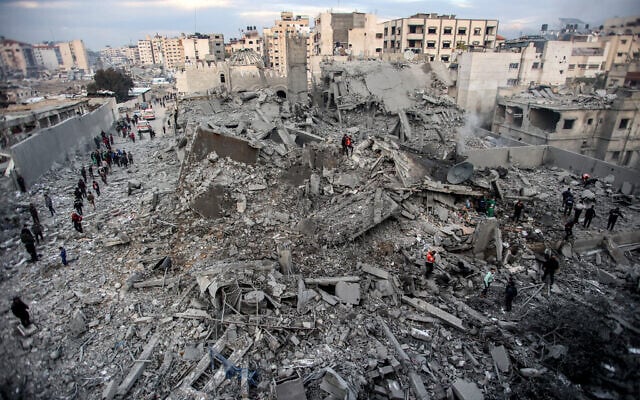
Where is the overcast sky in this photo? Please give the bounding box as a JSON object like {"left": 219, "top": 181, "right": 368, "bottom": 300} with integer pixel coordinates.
{"left": 1, "top": 0, "right": 639, "bottom": 50}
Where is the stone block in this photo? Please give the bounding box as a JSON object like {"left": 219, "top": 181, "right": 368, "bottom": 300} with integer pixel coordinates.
{"left": 335, "top": 282, "right": 360, "bottom": 305}
{"left": 452, "top": 379, "right": 484, "bottom": 400}
{"left": 490, "top": 345, "right": 511, "bottom": 372}
{"left": 275, "top": 377, "right": 307, "bottom": 400}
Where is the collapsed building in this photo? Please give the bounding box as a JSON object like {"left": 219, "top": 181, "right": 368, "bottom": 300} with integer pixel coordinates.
{"left": 1, "top": 59, "right": 639, "bottom": 400}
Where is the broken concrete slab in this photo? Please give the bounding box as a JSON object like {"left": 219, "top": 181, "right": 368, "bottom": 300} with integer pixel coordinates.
{"left": 275, "top": 377, "right": 307, "bottom": 400}
{"left": 402, "top": 296, "right": 466, "bottom": 332}
{"left": 320, "top": 367, "right": 357, "bottom": 400}
{"left": 452, "top": 379, "right": 484, "bottom": 400}
{"left": 335, "top": 281, "right": 361, "bottom": 305}
{"left": 116, "top": 333, "right": 160, "bottom": 397}
{"left": 490, "top": 345, "right": 511, "bottom": 372}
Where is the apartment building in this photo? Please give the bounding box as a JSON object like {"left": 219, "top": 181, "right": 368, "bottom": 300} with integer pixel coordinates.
{"left": 0, "top": 38, "right": 38, "bottom": 79}
{"left": 56, "top": 39, "right": 90, "bottom": 72}
{"left": 381, "top": 13, "right": 498, "bottom": 63}
{"left": 264, "top": 12, "right": 310, "bottom": 74}
{"left": 138, "top": 35, "right": 163, "bottom": 65}
{"left": 161, "top": 37, "right": 184, "bottom": 69}
{"left": 123, "top": 45, "right": 140, "bottom": 65}
{"left": 182, "top": 33, "right": 224, "bottom": 64}
{"left": 312, "top": 12, "right": 383, "bottom": 58}
{"left": 228, "top": 27, "right": 263, "bottom": 56}
{"left": 33, "top": 44, "right": 61, "bottom": 71}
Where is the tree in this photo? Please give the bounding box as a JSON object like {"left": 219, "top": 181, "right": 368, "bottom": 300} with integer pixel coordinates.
{"left": 87, "top": 68, "right": 134, "bottom": 103}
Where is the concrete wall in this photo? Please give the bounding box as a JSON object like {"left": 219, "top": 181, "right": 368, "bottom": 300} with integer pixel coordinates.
{"left": 176, "top": 63, "right": 287, "bottom": 94}
{"left": 191, "top": 125, "right": 259, "bottom": 165}
{"left": 286, "top": 36, "right": 309, "bottom": 103}
{"left": 465, "top": 144, "right": 640, "bottom": 193}
{"left": 10, "top": 98, "right": 117, "bottom": 186}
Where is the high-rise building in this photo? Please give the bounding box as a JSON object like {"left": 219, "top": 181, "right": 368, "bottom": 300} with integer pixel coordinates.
{"left": 138, "top": 35, "right": 163, "bottom": 65}
{"left": 33, "top": 44, "right": 61, "bottom": 71}
{"left": 162, "top": 37, "right": 184, "bottom": 69}
{"left": 56, "top": 39, "right": 90, "bottom": 72}
{"left": 313, "top": 12, "right": 383, "bottom": 58}
{"left": 381, "top": 13, "right": 499, "bottom": 63}
{"left": 264, "top": 12, "right": 310, "bottom": 74}
{"left": 123, "top": 45, "right": 140, "bottom": 65}
{"left": 0, "top": 38, "right": 38, "bottom": 79}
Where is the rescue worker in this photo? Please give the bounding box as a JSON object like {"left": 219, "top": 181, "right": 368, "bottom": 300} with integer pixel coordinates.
{"left": 486, "top": 198, "right": 496, "bottom": 217}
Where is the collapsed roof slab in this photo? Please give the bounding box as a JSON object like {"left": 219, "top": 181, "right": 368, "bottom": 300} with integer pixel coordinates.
{"left": 298, "top": 188, "right": 399, "bottom": 245}
{"left": 190, "top": 125, "right": 260, "bottom": 165}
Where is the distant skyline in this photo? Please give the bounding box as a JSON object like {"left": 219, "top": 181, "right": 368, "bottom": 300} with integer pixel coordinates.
{"left": 1, "top": 0, "right": 639, "bottom": 50}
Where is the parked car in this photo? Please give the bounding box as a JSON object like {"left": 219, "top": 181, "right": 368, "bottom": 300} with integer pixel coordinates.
{"left": 136, "top": 120, "right": 151, "bottom": 132}
{"left": 142, "top": 109, "right": 155, "bottom": 120}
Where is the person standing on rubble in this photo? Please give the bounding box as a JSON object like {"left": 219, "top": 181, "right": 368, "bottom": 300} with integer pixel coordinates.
{"left": 16, "top": 173, "right": 27, "bottom": 192}
{"left": 20, "top": 224, "right": 38, "bottom": 262}
{"left": 481, "top": 268, "right": 496, "bottom": 297}
{"left": 11, "top": 297, "right": 31, "bottom": 327}
{"left": 562, "top": 188, "right": 572, "bottom": 209}
{"left": 564, "top": 219, "right": 575, "bottom": 240}
{"left": 32, "top": 222, "right": 43, "bottom": 244}
{"left": 504, "top": 277, "right": 517, "bottom": 312}
{"left": 29, "top": 203, "right": 40, "bottom": 225}
{"left": 92, "top": 180, "right": 101, "bottom": 196}
{"left": 71, "top": 212, "right": 83, "bottom": 233}
{"left": 78, "top": 178, "right": 87, "bottom": 198}
{"left": 80, "top": 165, "right": 87, "bottom": 182}
{"left": 584, "top": 205, "right": 596, "bottom": 228}
{"left": 486, "top": 198, "right": 496, "bottom": 217}
{"left": 44, "top": 193, "right": 55, "bottom": 216}
{"left": 425, "top": 250, "right": 437, "bottom": 276}
{"left": 563, "top": 194, "right": 574, "bottom": 216}
{"left": 541, "top": 254, "right": 559, "bottom": 287}
{"left": 59, "top": 247, "right": 68, "bottom": 266}
{"left": 87, "top": 191, "right": 96, "bottom": 210}
{"left": 73, "top": 197, "right": 83, "bottom": 215}
{"left": 512, "top": 200, "right": 525, "bottom": 222}
{"left": 607, "top": 207, "right": 624, "bottom": 231}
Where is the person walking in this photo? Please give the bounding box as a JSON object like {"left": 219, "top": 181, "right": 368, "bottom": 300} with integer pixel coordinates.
{"left": 73, "top": 197, "right": 83, "bottom": 215}
{"left": 561, "top": 188, "right": 572, "bottom": 208}
{"left": 44, "top": 193, "right": 55, "bottom": 216}
{"left": 512, "top": 200, "right": 525, "bottom": 222}
{"left": 71, "top": 212, "right": 83, "bottom": 233}
{"left": 564, "top": 220, "right": 575, "bottom": 240}
{"left": 127, "top": 152, "right": 133, "bottom": 165}
{"left": 481, "top": 268, "right": 496, "bottom": 297}
{"left": 11, "top": 297, "right": 31, "bottom": 327}
{"left": 541, "top": 254, "right": 559, "bottom": 288}
{"left": 59, "top": 247, "right": 68, "bottom": 266}
{"left": 78, "top": 179, "right": 87, "bottom": 198}
{"left": 563, "top": 194, "right": 574, "bottom": 216}
{"left": 584, "top": 205, "right": 596, "bottom": 228}
{"left": 32, "top": 222, "right": 43, "bottom": 244}
{"left": 92, "top": 180, "right": 101, "bottom": 196}
{"left": 122, "top": 150, "right": 129, "bottom": 167}
{"left": 87, "top": 191, "right": 96, "bottom": 210}
{"left": 28, "top": 203, "right": 40, "bottom": 225}
{"left": 607, "top": 207, "right": 624, "bottom": 231}
{"left": 88, "top": 164, "right": 94, "bottom": 179}
{"left": 80, "top": 165, "right": 87, "bottom": 183}
{"left": 20, "top": 225, "right": 38, "bottom": 262}
{"left": 504, "top": 278, "right": 517, "bottom": 312}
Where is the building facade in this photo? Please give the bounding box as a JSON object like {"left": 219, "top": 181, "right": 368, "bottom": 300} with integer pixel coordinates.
{"left": 162, "top": 37, "right": 184, "bottom": 69}
{"left": 491, "top": 88, "right": 640, "bottom": 169}
{"left": 312, "top": 12, "right": 383, "bottom": 58}
{"left": 182, "top": 33, "right": 225, "bottom": 65}
{"left": 381, "top": 13, "right": 499, "bottom": 63}
{"left": 228, "top": 27, "right": 263, "bottom": 57}
{"left": 264, "top": 12, "right": 310, "bottom": 74}
{"left": 56, "top": 39, "right": 90, "bottom": 72}
{"left": 0, "top": 39, "right": 38, "bottom": 79}
{"left": 137, "top": 35, "right": 163, "bottom": 65}
{"left": 32, "top": 44, "right": 61, "bottom": 71}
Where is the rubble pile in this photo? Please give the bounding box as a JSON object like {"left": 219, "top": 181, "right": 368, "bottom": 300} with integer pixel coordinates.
{"left": 0, "top": 80, "right": 639, "bottom": 400}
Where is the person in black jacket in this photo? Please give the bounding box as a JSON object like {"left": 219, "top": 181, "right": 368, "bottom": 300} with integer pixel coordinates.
{"left": 541, "top": 254, "right": 559, "bottom": 287}
{"left": 607, "top": 207, "right": 624, "bottom": 231}
{"left": 504, "top": 278, "right": 518, "bottom": 312}
{"left": 20, "top": 225, "right": 38, "bottom": 262}
{"left": 11, "top": 297, "right": 30, "bottom": 327}
{"left": 584, "top": 205, "right": 596, "bottom": 228}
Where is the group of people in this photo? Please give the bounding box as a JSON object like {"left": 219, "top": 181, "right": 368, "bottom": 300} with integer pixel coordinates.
{"left": 561, "top": 187, "right": 624, "bottom": 240}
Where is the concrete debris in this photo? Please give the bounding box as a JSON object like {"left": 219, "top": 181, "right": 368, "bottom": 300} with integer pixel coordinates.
{"left": 1, "top": 70, "right": 639, "bottom": 400}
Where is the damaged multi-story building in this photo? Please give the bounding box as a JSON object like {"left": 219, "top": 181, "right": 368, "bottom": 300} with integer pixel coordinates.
{"left": 492, "top": 87, "right": 640, "bottom": 168}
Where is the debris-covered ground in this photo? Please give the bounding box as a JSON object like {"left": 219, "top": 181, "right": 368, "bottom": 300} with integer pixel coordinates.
{"left": 1, "top": 77, "right": 639, "bottom": 400}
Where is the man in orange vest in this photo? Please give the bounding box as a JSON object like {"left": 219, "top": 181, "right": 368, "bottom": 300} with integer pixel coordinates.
{"left": 341, "top": 134, "right": 354, "bottom": 157}
{"left": 425, "top": 250, "right": 437, "bottom": 276}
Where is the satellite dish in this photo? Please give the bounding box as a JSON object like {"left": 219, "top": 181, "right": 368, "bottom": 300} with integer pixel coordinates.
{"left": 403, "top": 50, "right": 415, "bottom": 62}
{"left": 447, "top": 161, "right": 474, "bottom": 184}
